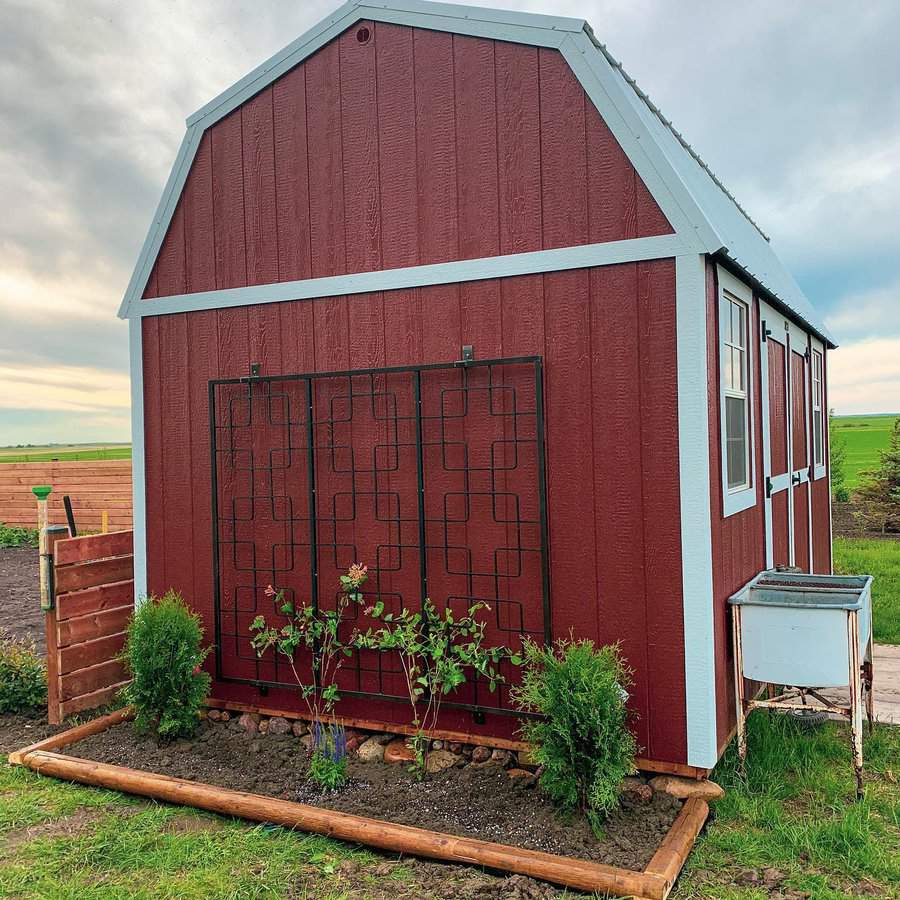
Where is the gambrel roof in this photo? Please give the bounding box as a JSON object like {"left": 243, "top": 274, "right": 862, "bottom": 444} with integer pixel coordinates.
{"left": 120, "top": 0, "right": 834, "bottom": 346}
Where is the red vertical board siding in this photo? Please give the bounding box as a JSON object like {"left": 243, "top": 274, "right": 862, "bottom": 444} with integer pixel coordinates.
{"left": 495, "top": 42, "right": 542, "bottom": 255}
{"left": 638, "top": 260, "right": 686, "bottom": 762}
{"left": 375, "top": 23, "right": 419, "bottom": 269}
{"left": 137, "top": 26, "right": 694, "bottom": 761}
{"left": 339, "top": 23, "right": 382, "bottom": 274}
{"left": 306, "top": 39, "right": 346, "bottom": 278}
{"left": 272, "top": 65, "right": 312, "bottom": 283}
{"left": 142, "top": 260, "right": 687, "bottom": 758}
{"left": 590, "top": 263, "right": 650, "bottom": 754}
{"left": 183, "top": 132, "right": 216, "bottom": 294}
{"left": 706, "top": 262, "right": 766, "bottom": 751}
{"left": 142, "top": 30, "right": 671, "bottom": 302}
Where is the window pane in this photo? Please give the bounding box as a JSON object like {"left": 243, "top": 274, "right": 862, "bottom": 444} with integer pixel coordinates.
{"left": 726, "top": 395, "right": 748, "bottom": 489}
{"left": 737, "top": 347, "right": 746, "bottom": 391}
{"left": 814, "top": 410, "right": 823, "bottom": 465}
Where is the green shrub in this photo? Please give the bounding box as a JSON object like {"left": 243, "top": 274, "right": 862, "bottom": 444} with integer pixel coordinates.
{"left": 120, "top": 591, "right": 211, "bottom": 741}
{"left": 0, "top": 523, "right": 38, "bottom": 548}
{"left": 511, "top": 639, "right": 637, "bottom": 833}
{"left": 0, "top": 628, "right": 47, "bottom": 713}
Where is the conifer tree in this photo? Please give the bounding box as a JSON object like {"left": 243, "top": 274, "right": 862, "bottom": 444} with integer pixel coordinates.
{"left": 856, "top": 417, "right": 900, "bottom": 533}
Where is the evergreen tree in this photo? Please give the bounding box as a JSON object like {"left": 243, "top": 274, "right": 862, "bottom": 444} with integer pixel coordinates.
{"left": 829, "top": 410, "right": 849, "bottom": 502}
{"left": 855, "top": 417, "right": 900, "bottom": 533}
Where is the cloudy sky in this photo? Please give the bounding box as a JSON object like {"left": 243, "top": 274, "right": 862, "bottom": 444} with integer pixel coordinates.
{"left": 2, "top": 0, "right": 899, "bottom": 445}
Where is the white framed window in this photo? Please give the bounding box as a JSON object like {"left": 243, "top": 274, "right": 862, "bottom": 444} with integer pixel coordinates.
{"left": 717, "top": 266, "right": 756, "bottom": 516}
{"left": 812, "top": 344, "right": 826, "bottom": 479}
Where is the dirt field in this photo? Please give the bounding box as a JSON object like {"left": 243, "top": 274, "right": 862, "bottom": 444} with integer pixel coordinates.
{"left": 0, "top": 547, "right": 41, "bottom": 652}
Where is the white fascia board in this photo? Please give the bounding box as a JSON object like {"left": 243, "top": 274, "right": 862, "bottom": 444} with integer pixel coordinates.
{"left": 117, "top": 125, "right": 203, "bottom": 319}
{"left": 676, "top": 253, "right": 718, "bottom": 770}
{"left": 359, "top": 0, "right": 584, "bottom": 33}
{"left": 124, "top": 233, "right": 687, "bottom": 319}
{"left": 187, "top": 0, "right": 576, "bottom": 130}
{"left": 562, "top": 32, "right": 720, "bottom": 256}
{"left": 129, "top": 318, "right": 148, "bottom": 606}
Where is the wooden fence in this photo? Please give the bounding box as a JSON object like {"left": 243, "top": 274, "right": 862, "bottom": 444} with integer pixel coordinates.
{"left": 0, "top": 460, "right": 132, "bottom": 532}
{"left": 47, "top": 530, "right": 134, "bottom": 723}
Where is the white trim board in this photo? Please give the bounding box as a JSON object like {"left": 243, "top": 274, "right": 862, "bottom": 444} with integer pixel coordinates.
{"left": 123, "top": 233, "right": 686, "bottom": 319}
{"left": 675, "top": 253, "right": 718, "bottom": 769}
{"left": 129, "top": 318, "right": 148, "bottom": 606}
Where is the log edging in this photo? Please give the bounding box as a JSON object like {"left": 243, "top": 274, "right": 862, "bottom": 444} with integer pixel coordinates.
{"left": 8, "top": 709, "right": 708, "bottom": 898}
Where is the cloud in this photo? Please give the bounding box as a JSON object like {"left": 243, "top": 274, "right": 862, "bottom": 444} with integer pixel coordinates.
{"left": 828, "top": 337, "right": 900, "bottom": 415}
{"left": 2, "top": 0, "right": 900, "bottom": 441}
{"left": 825, "top": 278, "right": 900, "bottom": 343}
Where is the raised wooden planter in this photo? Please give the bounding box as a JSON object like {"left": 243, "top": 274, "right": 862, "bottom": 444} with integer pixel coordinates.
{"left": 9, "top": 709, "right": 709, "bottom": 899}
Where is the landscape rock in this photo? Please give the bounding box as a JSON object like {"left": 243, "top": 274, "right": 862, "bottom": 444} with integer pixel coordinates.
{"left": 219, "top": 711, "right": 231, "bottom": 722}
{"left": 431, "top": 740, "right": 443, "bottom": 751}
{"left": 649, "top": 775, "right": 724, "bottom": 801}
{"left": 206, "top": 709, "right": 222, "bottom": 722}
{"left": 291, "top": 720, "right": 308, "bottom": 737}
{"left": 267, "top": 717, "right": 292, "bottom": 736}
{"left": 258, "top": 719, "right": 269, "bottom": 734}
{"left": 357, "top": 737, "right": 386, "bottom": 763}
{"left": 375, "top": 733, "right": 395, "bottom": 745}
{"left": 620, "top": 777, "right": 653, "bottom": 804}
{"left": 448, "top": 742, "right": 463, "bottom": 755}
{"left": 238, "top": 713, "right": 259, "bottom": 734}
{"left": 384, "top": 738, "right": 415, "bottom": 765}
{"left": 299, "top": 733, "right": 314, "bottom": 753}
{"left": 490, "top": 749, "right": 512, "bottom": 767}
{"left": 507, "top": 768, "right": 537, "bottom": 785}
{"left": 471, "top": 746, "right": 492, "bottom": 764}
{"left": 425, "top": 750, "right": 459, "bottom": 774}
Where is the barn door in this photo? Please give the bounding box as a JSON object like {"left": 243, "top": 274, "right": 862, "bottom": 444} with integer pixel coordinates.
{"left": 208, "top": 356, "right": 550, "bottom": 720}
{"left": 761, "top": 301, "right": 812, "bottom": 571}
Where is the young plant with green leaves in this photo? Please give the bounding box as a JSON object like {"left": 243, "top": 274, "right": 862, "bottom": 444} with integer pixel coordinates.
{"left": 355, "top": 597, "right": 510, "bottom": 777}
{"left": 511, "top": 638, "right": 637, "bottom": 835}
{"left": 120, "top": 591, "right": 211, "bottom": 741}
{"left": 856, "top": 417, "right": 900, "bottom": 532}
{"left": 829, "top": 410, "right": 850, "bottom": 502}
{"left": 250, "top": 565, "right": 368, "bottom": 788}
{"left": 0, "top": 628, "right": 47, "bottom": 713}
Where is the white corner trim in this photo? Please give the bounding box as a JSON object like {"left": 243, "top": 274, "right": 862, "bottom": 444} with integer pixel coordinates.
{"left": 129, "top": 318, "right": 148, "bottom": 606}
{"left": 716, "top": 265, "right": 758, "bottom": 518}
{"left": 124, "top": 233, "right": 687, "bottom": 319}
{"left": 676, "top": 253, "right": 718, "bottom": 770}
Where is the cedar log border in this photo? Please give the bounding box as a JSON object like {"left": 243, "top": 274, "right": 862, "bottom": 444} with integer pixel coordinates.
{"left": 8, "top": 708, "right": 709, "bottom": 898}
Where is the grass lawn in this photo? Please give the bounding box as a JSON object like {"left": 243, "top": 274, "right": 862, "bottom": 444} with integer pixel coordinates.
{"left": 834, "top": 537, "right": 900, "bottom": 646}
{"left": 1, "top": 715, "right": 897, "bottom": 899}
{"left": 0, "top": 444, "right": 131, "bottom": 463}
{"left": 831, "top": 415, "right": 898, "bottom": 491}
{"left": 675, "top": 715, "right": 900, "bottom": 899}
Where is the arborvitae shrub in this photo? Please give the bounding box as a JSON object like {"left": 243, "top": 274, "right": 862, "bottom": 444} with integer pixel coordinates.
{"left": 0, "top": 629, "right": 47, "bottom": 713}
{"left": 120, "top": 591, "right": 211, "bottom": 741}
{"left": 512, "top": 639, "right": 637, "bottom": 834}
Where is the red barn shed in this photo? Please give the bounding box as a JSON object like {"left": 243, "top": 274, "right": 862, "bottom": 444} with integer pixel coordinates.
{"left": 120, "top": 0, "right": 836, "bottom": 775}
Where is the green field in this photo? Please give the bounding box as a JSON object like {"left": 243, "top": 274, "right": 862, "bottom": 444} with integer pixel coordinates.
{"left": 834, "top": 537, "right": 900, "bottom": 645}
{"left": 0, "top": 444, "right": 131, "bottom": 463}
{"left": 831, "top": 414, "right": 897, "bottom": 490}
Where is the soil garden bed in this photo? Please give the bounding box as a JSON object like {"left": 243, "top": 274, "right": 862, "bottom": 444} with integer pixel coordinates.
{"left": 9, "top": 709, "right": 710, "bottom": 897}
{"left": 68, "top": 715, "right": 679, "bottom": 871}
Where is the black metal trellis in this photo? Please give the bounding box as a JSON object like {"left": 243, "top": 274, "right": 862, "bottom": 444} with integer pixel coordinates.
{"left": 209, "top": 355, "right": 550, "bottom": 720}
